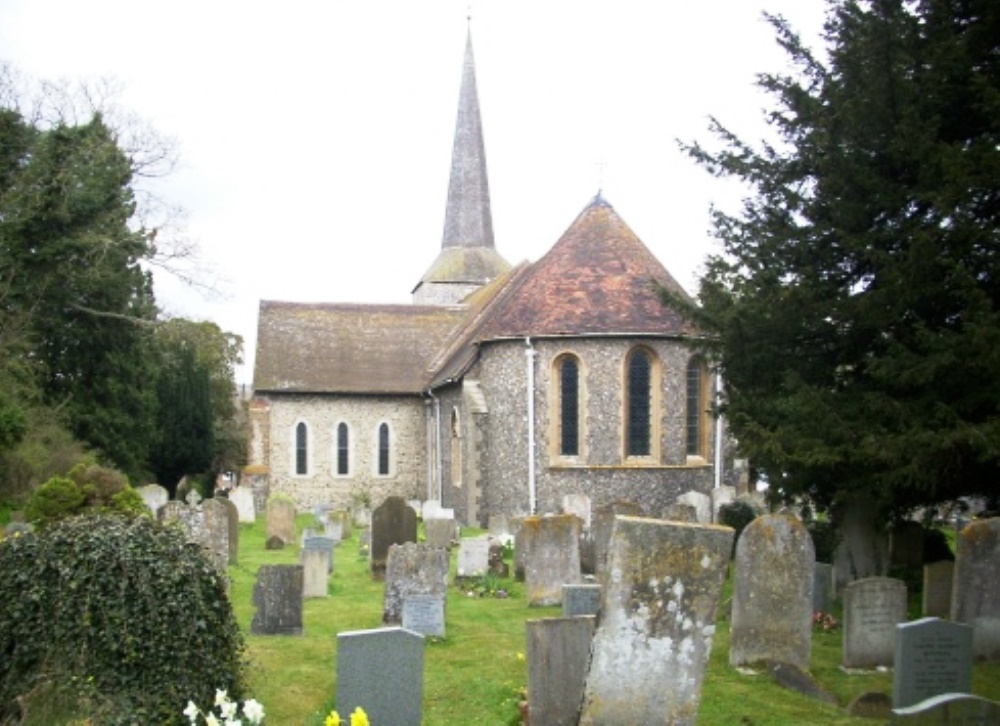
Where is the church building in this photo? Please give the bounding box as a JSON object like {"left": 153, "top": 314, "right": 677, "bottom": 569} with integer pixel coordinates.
{"left": 247, "top": 29, "right": 721, "bottom": 525}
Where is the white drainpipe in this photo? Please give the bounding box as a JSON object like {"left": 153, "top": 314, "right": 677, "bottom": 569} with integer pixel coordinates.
{"left": 425, "top": 391, "right": 443, "bottom": 502}
{"left": 525, "top": 337, "right": 537, "bottom": 514}
{"left": 714, "top": 372, "right": 723, "bottom": 490}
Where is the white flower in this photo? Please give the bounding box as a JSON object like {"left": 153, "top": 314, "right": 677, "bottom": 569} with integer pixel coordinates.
{"left": 220, "top": 699, "right": 238, "bottom": 719}
{"left": 242, "top": 698, "right": 266, "bottom": 724}
{"left": 184, "top": 700, "right": 201, "bottom": 723}
{"left": 205, "top": 714, "right": 221, "bottom": 726}
{"left": 214, "top": 689, "right": 229, "bottom": 708}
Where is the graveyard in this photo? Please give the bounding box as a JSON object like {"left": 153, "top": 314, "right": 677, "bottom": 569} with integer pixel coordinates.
{"left": 220, "top": 506, "right": 1000, "bottom": 725}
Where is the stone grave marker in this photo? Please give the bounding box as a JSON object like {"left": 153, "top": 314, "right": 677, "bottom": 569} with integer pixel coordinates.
{"left": 218, "top": 496, "right": 240, "bottom": 566}
{"left": 383, "top": 542, "right": 449, "bottom": 625}
{"left": 336, "top": 627, "right": 424, "bottom": 726}
{"left": 951, "top": 517, "right": 1000, "bottom": 661}
{"left": 488, "top": 540, "right": 509, "bottom": 577}
{"left": 402, "top": 594, "right": 446, "bottom": 638}
{"left": 527, "top": 616, "right": 595, "bottom": 726}
{"left": 266, "top": 496, "right": 296, "bottom": 546}
{"left": 893, "top": 617, "right": 973, "bottom": 709}
{"left": 922, "top": 560, "right": 954, "bottom": 619}
{"left": 136, "top": 484, "right": 168, "bottom": 517}
{"left": 814, "top": 562, "right": 834, "bottom": 613}
{"left": 842, "top": 576, "right": 908, "bottom": 668}
{"left": 351, "top": 503, "right": 372, "bottom": 529}
{"left": 301, "top": 548, "right": 329, "bottom": 598}
{"left": 331, "top": 509, "right": 352, "bottom": 539}
{"left": 424, "top": 517, "right": 458, "bottom": 549}
{"left": 229, "top": 486, "right": 256, "bottom": 523}
{"left": 407, "top": 499, "right": 423, "bottom": 518}
{"left": 422, "top": 500, "right": 454, "bottom": 521}
{"left": 711, "top": 485, "right": 736, "bottom": 524}
{"left": 562, "top": 494, "right": 591, "bottom": 529}
{"left": 523, "top": 514, "right": 583, "bottom": 607}
{"left": 579, "top": 516, "right": 733, "bottom": 725}
{"left": 456, "top": 536, "right": 490, "bottom": 579}
{"left": 323, "top": 517, "right": 344, "bottom": 543}
{"left": 890, "top": 693, "right": 1000, "bottom": 723}
{"left": 590, "top": 500, "right": 644, "bottom": 582}
{"left": 512, "top": 516, "right": 527, "bottom": 581}
{"left": 661, "top": 503, "right": 697, "bottom": 523}
{"left": 302, "top": 535, "right": 335, "bottom": 574}
{"left": 563, "top": 583, "right": 601, "bottom": 618}
{"left": 488, "top": 514, "right": 510, "bottom": 538}
{"left": 676, "top": 490, "right": 712, "bottom": 525}
{"left": 250, "top": 564, "right": 303, "bottom": 635}
{"left": 730, "top": 514, "right": 815, "bottom": 669}
{"left": 358, "top": 529, "right": 371, "bottom": 557}
{"left": 834, "top": 496, "right": 890, "bottom": 588}
{"left": 200, "top": 498, "right": 231, "bottom": 572}
{"left": 370, "top": 496, "right": 418, "bottom": 579}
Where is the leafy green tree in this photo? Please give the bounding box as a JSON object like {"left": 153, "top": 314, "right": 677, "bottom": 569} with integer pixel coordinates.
{"left": 679, "top": 0, "right": 1000, "bottom": 521}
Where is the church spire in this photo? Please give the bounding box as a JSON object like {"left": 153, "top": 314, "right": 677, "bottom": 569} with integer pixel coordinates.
{"left": 441, "top": 26, "right": 494, "bottom": 251}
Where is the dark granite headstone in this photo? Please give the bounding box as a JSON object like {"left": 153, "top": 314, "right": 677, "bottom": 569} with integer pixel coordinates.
{"left": 893, "top": 617, "right": 973, "bottom": 709}
{"left": 370, "top": 496, "right": 417, "bottom": 579}
{"left": 250, "top": 564, "right": 303, "bottom": 635}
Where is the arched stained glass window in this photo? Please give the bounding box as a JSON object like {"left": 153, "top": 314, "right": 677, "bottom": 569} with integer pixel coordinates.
{"left": 626, "top": 349, "right": 651, "bottom": 456}
{"left": 559, "top": 356, "right": 580, "bottom": 456}
{"left": 295, "top": 422, "right": 308, "bottom": 475}
{"left": 378, "top": 422, "right": 390, "bottom": 476}
{"left": 337, "top": 422, "right": 349, "bottom": 475}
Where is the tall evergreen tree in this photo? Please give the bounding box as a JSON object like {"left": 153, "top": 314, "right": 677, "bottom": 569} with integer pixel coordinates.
{"left": 680, "top": 0, "right": 1000, "bottom": 519}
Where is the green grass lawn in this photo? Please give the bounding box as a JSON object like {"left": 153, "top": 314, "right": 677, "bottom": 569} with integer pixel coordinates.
{"left": 231, "top": 516, "right": 1000, "bottom": 725}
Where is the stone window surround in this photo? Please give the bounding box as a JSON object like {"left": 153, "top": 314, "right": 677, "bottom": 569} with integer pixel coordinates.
{"left": 334, "top": 421, "right": 352, "bottom": 477}
{"left": 623, "top": 345, "right": 662, "bottom": 463}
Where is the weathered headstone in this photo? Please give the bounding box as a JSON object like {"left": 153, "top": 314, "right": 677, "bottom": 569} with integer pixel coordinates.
{"left": 383, "top": 542, "right": 449, "bottom": 625}
{"left": 402, "top": 594, "right": 446, "bottom": 638}
{"left": 527, "top": 616, "right": 595, "bottom": 726}
{"left": 676, "top": 490, "right": 712, "bottom": 525}
{"left": 523, "top": 514, "right": 583, "bottom": 607}
{"left": 266, "top": 496, "right": 296, "bottom": 546}
{"left": 424, "top": 517, "right": 458, "bottom": 550}
{"left": 661, "top": 503, "right": 697, "bottom": 523}
{"left": 890, "top": 693, "right": 1000, "bottom": 723}
{"left": 563, "top": 583, "right": 601, "bottom": 618}
{"left": 842, "top": 576, "right": 908, "bottom": 668}
{"left": 336, "top": 627, "right": 424, "bottom": 726}
{"left": 301, "top": 548, "right": 329, "bottom": 598}
{"left": 229, "top": 486, "right": 256, "bottom": 523}
{"left": 922, "top": 560, "right": 954, "bottom": 619}
{"left": 456, "top": 536, "right": 490, "bottom": 579}
{"left": 136, "top": 484, "right": 168, "bottom": 517}
{"left": 730, "top": 514, "right": 815, "bottom": 669}
{"left": 218, "top": 496, "right": 240, "bottom": 566}
{"left": 579, "top": 517, "right": 733, "bottom": 725}
{"left": 370, "top": 496, "right": 418, "bottom": 579}
{"left": 331, "top": 509, "right": 352, "bottom": 539}
{"left": 512, "top": 516, "right": 527, "bottom": 581}
{"left": 250, "top": 564, "right": 303, "bottom": 635}
{"left": 834, "top": 496, "right": 890, "bottom": 588}
{"left": 302, "top": 535, "right": 335, "bottom": 574}
{"left": 562, "top": 494, "right": 591, "bottom": 529}
{"left": 351, "top": 504, "right": 372, "bottom": 529}
{"left": 893, "top": 617, "right": 973, "bottom": 709}
{"left": 200, "top": 498, "right": 231, "bottom": 572}
{"left": 590, "top": 501, "right": 644, "bottom": 582}
{"left": 323, "top": 518, "right": 344, "bottom": 543}
{"left": 488, "top": 514, "right": 510, "bottom": 538}
{"left": 951, "top": 517, "right": 1000, "bottom": 661}
{"left": 421, "top": 500, "right": 453, "bottom": 521}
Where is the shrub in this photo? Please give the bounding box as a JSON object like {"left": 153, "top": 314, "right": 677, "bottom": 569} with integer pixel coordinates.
{"left": 24, "top": 464, "right": 148, "bottom": 528}
{"left": 23, "top": 475, "right": 86, "bottom": 525}
{"left": 0, "top": 513, "right": 248, "bottom": 724}
{"left": 718, "top": 500, "right": 757, "bottom": 556}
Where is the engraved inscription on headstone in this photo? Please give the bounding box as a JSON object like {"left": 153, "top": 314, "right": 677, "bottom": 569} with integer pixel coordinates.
{"left": 893, "top": 617, "right": 973, "bottom": 709}
{"left": 402, "top": 595, "right": 445, "bottom": 638}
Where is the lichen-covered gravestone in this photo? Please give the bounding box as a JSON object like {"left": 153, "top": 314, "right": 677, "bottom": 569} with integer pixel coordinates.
{"left": 383, "top": 542, "right": 449, "bottom": 625}
{"left": 579, "top": 516, "right": 733, "bottom": 725}
{"left": 523, "top": 514, "right": 583, "bottom": 607}
{"left": 730, "top": 514, "right": 815, "bottom": 670}
{"left": 265, "top": 495, "right": 296, "bottom": 546}
{"left": 250, "top": 564, "right": 303, "bottom": 635}
{"left": 951, "top": 517, "right": 1000, "bottom": 661}
{"left": 843, "top": 576, "right": 908, "bottom": 668}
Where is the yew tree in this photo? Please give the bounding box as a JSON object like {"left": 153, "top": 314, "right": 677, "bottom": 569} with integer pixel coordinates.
{"left": 682, "top": 0, "right": 1000, "bottom": 520}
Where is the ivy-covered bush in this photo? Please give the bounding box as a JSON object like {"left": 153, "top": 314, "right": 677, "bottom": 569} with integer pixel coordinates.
{"left": 24, "top": 463, "right": 147, "bottom": 528}
{"left": 0, "top": 513, "right": 248, "bottom": 724}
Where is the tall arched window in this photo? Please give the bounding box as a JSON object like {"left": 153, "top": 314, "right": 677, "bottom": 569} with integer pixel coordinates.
{"left": 626, "top": 349, "right": 652, "bottom": 457}
{"left": 336, "top": 422, "right": 350, "bottom": 476}
{"left": 558, "top": 355, "right": 580, "bottom": 456}
{"left": 377, "top": 422, "right": 390, "bottom": 476}
{"left": 686, "top": 357, "right": 711, "bottom": 459}
{"left": 295, "top": 422, "right": 308, "bottom": 475}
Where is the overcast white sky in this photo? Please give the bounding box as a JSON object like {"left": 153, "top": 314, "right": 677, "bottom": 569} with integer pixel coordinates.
{"left": 0, "top": 1, "right": 829, "bottom": 385}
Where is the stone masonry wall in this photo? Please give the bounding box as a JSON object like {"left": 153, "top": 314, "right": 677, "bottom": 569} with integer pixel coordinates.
{"left": 262, "top": 393, "right": 427, "bottom": 511}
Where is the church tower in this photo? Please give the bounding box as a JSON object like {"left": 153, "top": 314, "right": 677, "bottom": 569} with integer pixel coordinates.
{"left": 413, "top": 27, "right": 511, "bottom": 305}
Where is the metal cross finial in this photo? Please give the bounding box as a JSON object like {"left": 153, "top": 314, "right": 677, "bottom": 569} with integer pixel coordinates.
{"left": 596, "top": 160, "right": 608, "bottom": 196}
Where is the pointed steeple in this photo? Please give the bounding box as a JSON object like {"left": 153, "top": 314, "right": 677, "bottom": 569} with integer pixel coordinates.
{"left": 414, "top": 26, "right": 510, "bottom": 305}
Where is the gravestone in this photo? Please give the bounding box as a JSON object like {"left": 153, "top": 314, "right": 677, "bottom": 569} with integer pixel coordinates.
{"left": 358, "top": 529, "right": 371, "bottom": 557}
{"left": 512, "top": 516, "right": 527, "bottom": 581}
{"left": 456, "top": 536, "right": 490, "bottom": 579}
{"left": 336, "top": 627, "right": 424, "bottom": 726}
{"left": 579, "top": 517, "right": 733, "bottom": 725}
{"left": 402, "top": 594, "right": 446, "bottom": 638}
{"left": 676, "top": 490, "right": 712, "bottom": 525}
{"left": 200, "top": 498, "right": 231, "bottom": 572}
{"left": 814, "top": 562, "right": 834, "bottom": 613}
{"left": 730, "top": 514, "right": 815, "bottom": 669}
{"left": 842, "top": 576, "right": 908, "bottom": 668}
{"left": 890, "top": 693, "right": 1000, "bottom": 723}
{"left": 893, "top": 617, "right": 973, "bottom": 709}
{"left": 351, "top": 504, "right": 372, "bottom": 529}
{"left": 229, "top": 486, "right": 256, "bottom": 523}
{"left": 562, "top": 494, "right": 591, "bottom": 529}
{"left": 711, "top": 485, "right": 736, "bottom": 524}
{"left": 301, "top": 548, "right": 329, "bottom": 598}
{"left": 302, "top": 535, "right": 335, "bottom": 574}
{"left": 424, "top": 517, "right": 458, "bottom": 549}
{"left": 136, "top": 484, "right": 168, "bottom": 517}
{"left": 422, "top": 500, "right": 453, "bottom": 521}
{"left": 488, "top": 541, "right": 509, "bottom": 577}
{"left": 527, "top": 616, "right": 595, "bottom": 726}
{"left": 250, "top": 564, "right": 303, "bottom": 635}
{"left": 834, "top": 496, "right": 890, "bottom": 588}
{"left": 523, "top": 514, "right": 583, "bottom": 607}
{"left": 383, "top": 542, "right": 449, "bottom": 625}
{"left": 661, "top": 503, "right": 697, "bottom": 523}
{"left": 590, "top": 501, "right": 644, "bottom": 582}
{"left": 266, "top": 496, "right": 296, "bottom": 546}
{"left": 563, "top": 583, "right": 601, "bottom": 618}
{"left": 218, "top": 496, "right": 240, "bottom": 566}
{"left": 370, "top": 496, "right": 418, "bottom": 579}
{"left": 488, "top": 514, "right": 510, "bottom": 538}
{"left": 331, "top": 509, "right": 352, "bottom": 539}
{"left": 951, "top": 517, "right": 1000, "bottom": 661}
{"left": 323, "top": 518, "right": 343, "bottom": 543}
{"left": 922, "top": 561, "right": 954, "bottom": 619}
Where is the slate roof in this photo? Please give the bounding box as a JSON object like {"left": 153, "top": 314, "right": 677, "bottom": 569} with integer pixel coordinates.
{"left": 253, "top": 302, "right": 467, "bottom": 394}
{"left": 476, "top": 195, "right": 697, "bottom": 340}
